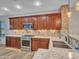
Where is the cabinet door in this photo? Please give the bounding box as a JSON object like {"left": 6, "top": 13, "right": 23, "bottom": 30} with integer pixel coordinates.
{"left": 13, "top": 18, "right": 19, "bottom": 29}
{"left": 10, "top": 38, "right": 16, "bottom": 48}
{"left": 33, "top": 16, "right": 38, "bottom": 30}
{"left": 6, "top": 37, "right": 11, "bottom": 47}
{"left": 31, "top": 38, "right": 39, "bottom": 51}
{"left": 11, "top": 37, "right": 21, "bottom": 48}
{"left": 9, "top": 18, "right": 19, "bottom": 29}
{"left": 10, "top": 17, "right": 24, "bottom": 29}
{"left": 39, "top": 39, "right": 49, "bottom": 49}
{"left": 15, "top": 37, "right": 21, "bottom": 48}
{"left": 53, "top": 14, "right": 61, "bottom": 30}
{"left": 37, "top": 16, "right": 43, "bottom": 29}
{"left": 9, "top": 18, "right": 14, "bottom": 29}
{"left": 47, "top": 15, "right": 55, "bottom": 29}
{"left": 40, "top": 15, "right": 48, "bottom": 29}
{"left": 17, "top": 17, "right": 24, "bottom": 29}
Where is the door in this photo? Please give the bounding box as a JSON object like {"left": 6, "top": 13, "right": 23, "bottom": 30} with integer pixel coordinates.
{"left": 39, "top": 39, "right": 49, "bottom": 49}
{"left": 31, "top": 38, "right": 39, "bottom": 51}
{"left": 6, "top": 37, "right": 11, "bottom": 47}
{"left": 6, "top": 37, "right": 21, "bottom": 48}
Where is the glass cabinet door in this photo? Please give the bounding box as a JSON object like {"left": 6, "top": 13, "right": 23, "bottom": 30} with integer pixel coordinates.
{"left": 0, "top": 21, "right": 1, "bottom": 37}
{"left": 0, "top": 21, "right": 5, "bottom": 37}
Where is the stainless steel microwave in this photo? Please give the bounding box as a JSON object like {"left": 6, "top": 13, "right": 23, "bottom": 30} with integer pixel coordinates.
{"left": 23, "top": 23, "right": 33, "bottom": 30}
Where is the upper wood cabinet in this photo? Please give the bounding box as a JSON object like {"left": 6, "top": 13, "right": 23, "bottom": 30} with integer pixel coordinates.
{"left": 9, "top": 17, "right": 24, "bottom": 29}
{"left": 38, "top": 15, "right": 48, "bottom": 29}
{"left": 9, "top": 13, "right": 61, "bottom": 30}
{"left": 33, "top": 16, "right": 38, "bottom": 30}
{"left": 53, "top": 14, "right": 61, "bottom": 30}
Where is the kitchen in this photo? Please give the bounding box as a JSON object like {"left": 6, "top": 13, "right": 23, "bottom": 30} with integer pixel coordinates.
{"left": 0, "top": 4, "right": 75, "bottom": 51}
{"left": 0, "top": 0, "right": 79, "bottom": 59}
{"left": 6, "top": 12, "right": 61, "bottom": 51}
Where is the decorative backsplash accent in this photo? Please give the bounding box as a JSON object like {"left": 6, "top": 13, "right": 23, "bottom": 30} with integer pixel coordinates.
{"left": 60, "top": 5, "right": 69, "bottom": 33}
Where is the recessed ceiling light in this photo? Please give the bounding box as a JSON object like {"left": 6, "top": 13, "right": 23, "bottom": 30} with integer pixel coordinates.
{"left": 15, "top": 5, "right": 22, "bottom": 9}
{"left": 2, "top": 7, "right": 9, "bottom": 11}
{"left": 34, "top": 1, "right": 42, "bottom": 7}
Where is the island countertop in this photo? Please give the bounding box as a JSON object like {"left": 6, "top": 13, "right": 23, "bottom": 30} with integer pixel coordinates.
{"left": 32, "top": 48, "right": 79, "bottom": 59}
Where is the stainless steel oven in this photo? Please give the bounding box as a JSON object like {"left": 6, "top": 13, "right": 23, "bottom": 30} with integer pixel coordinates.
{"left": 21, "top": 35, "right": 32, "bottom": 49}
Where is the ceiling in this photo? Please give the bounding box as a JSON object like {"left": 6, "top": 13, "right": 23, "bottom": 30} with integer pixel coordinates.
{"left": 0, "top": 0, "right": 75, "bottom": 16}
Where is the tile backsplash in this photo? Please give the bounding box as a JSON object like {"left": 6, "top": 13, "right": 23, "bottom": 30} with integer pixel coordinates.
{"left": 6, "top": 30, "right": 60, "bottom": 37}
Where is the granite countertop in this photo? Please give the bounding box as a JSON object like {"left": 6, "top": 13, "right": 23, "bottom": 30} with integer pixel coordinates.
{"left": 32, "top": 48, "right": 79, "bottom": 59}
{"left": 32, "top": 48, "right": 48, "bottom": 59}
{"left": 6, "top": 35, "right": 51, "bottom": 38}
{"left": 6, "top": 35, "right": 22, "bottom": 37}
{"left": 69, "top": 34, "right": 79, "bottom": 40}
{"left": 32, "top": 36, "right": 51, "bottom": 38}
{"left": 49, "top": 48, "right": 79, "bottom": 59}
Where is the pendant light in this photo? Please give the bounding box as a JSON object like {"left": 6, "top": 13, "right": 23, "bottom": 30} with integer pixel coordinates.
{"left": 75, "top": 0, "right": 79, "bottom": 11}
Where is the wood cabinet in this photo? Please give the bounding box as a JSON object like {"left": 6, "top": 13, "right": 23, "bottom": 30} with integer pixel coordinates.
{"left": 53, "top": 14, "right": 61, "bottom": 30}
{"left": 31, "top": 38, "right": 49, "bottom": 51}
{"left": 9, "top": 13, "right": 61, "bottom": 30}
{"left": 40, "top": 39, "right": 49, "bottom": 49}
{"left": 9, "top": 17, "right": 24, "bottom": 29}
{"left": 6, "top": 36, "right": 21, "bottom": 48}
{"left": 31, "top": 39, "right": 39, "bottom": 51}
{"left": 33, "top": 16, "right": 38, "bottom": 30}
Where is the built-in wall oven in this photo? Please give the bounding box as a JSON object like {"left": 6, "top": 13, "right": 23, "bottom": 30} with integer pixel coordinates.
{"left": 21, "top": 35, "right": 32, "bottom": 50}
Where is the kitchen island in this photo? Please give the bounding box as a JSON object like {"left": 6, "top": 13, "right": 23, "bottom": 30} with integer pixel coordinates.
{"left": 32, "top": 36, "right": 79, "bottom": 59}
{"left": 32, "top": 48, "right": 79, "bottom": 59}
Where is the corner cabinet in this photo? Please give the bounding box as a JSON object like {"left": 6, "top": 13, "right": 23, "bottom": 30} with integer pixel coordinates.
{"left": 6, "top": 36, "right": 21, "bottom": 48}
{"left": 31, "top": 38, "right": 49, "bottom": 51}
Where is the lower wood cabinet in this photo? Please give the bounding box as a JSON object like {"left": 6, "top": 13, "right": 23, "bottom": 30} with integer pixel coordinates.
{"left": 6, "top": 36, "right": 21, "bottom": 48}
{"left": 31, "top": 38, "right": 49, "bottom": 51}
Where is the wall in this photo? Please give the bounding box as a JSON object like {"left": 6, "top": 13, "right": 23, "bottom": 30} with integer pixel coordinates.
{"left": 69, "top": 8, "right": 79, "bottom": 35}
{"left": 60, "top": 5, "right": 79, "bottom": 38}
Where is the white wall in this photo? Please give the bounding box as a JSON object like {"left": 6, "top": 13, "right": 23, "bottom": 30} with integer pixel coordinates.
{"left": 69, "top": 8, "right": 79, "bottom": 35}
